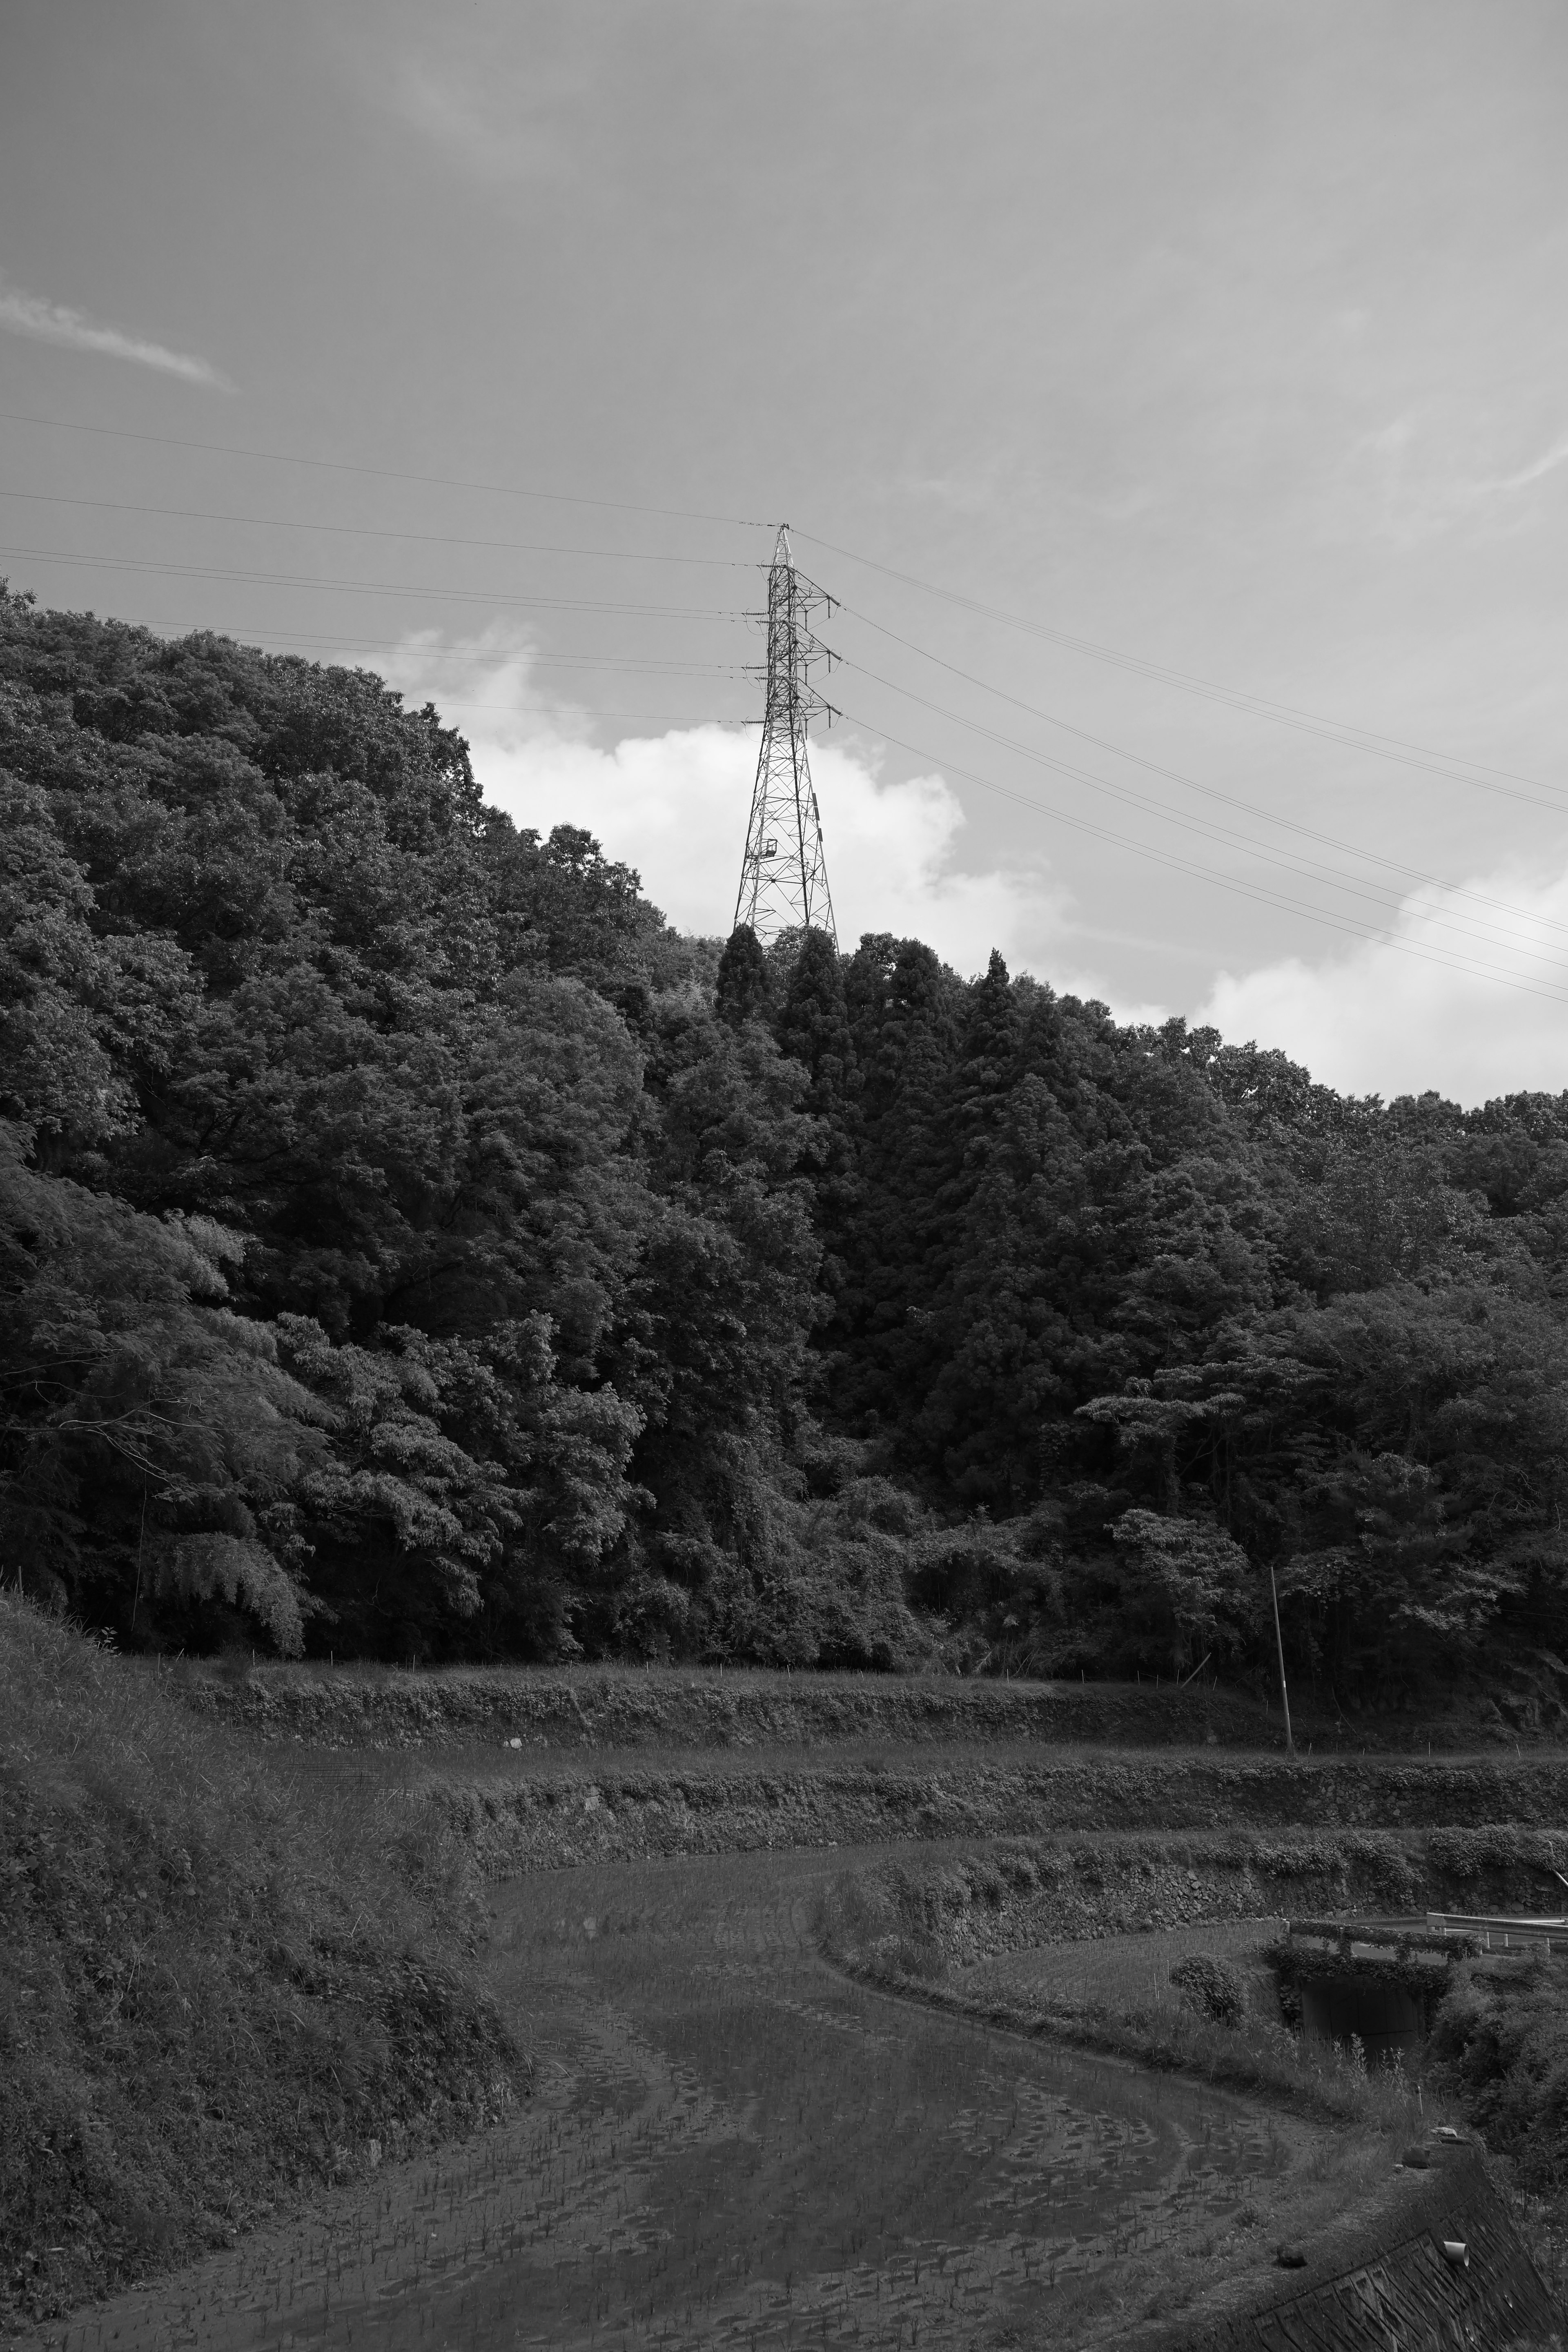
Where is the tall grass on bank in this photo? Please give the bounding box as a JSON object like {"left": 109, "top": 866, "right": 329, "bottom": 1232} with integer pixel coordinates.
{"left": 0, "top": 1594, "right": 527, "bottom": 2337}
{"left": 814, "top": 1866, "right": 1454, "bottom": 2142}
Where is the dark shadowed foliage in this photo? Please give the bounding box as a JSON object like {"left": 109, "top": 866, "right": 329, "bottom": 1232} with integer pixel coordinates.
{"left": 6, "top": 586, "right": 1568, "bottom": 1704}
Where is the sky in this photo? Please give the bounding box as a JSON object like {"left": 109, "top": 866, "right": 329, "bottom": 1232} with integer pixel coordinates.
{"left": 2, "top": 0, "right": 1567, "bottom": 1103}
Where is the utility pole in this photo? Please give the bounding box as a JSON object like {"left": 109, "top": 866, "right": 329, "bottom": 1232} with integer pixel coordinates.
{"left": 1269, "top": 1564, "right": 1295, "bottom": 1755}
{"left": 734, "top": 526, "right": 838, "bottom": 947}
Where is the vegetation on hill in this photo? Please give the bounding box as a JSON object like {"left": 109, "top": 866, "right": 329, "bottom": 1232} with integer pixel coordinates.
{"left": 0, "top": 1592, "right": 522, "bottom": 2334}
{"left": 6, "top": 584, "right": 1568, "bottom": 1706}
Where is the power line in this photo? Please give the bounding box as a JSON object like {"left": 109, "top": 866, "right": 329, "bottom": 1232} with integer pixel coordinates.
{"left": 11, "top": 500, "right": 1564, "bottom": 975}
{"left": 120, "top": 620, "right": 755, "bottom": 728}
{"left": 215, "top": 588, "right": 1568, "bottom": 973}
{"left": 839, "top": 651, "right": 1568, "bottom": 967}
{"left": 839, "top": 598, "right": 1568, "bottom": 829}
{"left": 800, "top": 528, "right": 1565, "bottom": 805}
{"left": 15, "top": 496, "right": 1554, "bottom": 939}
{"left": 138, "top": 621, "right": 752, "bottom": 677}
{"left": 0, "top": 410, "right": 771, "bottom": 530}
{"left": 4, "top": 407, "right": 1546, "bottom": 805}
{"left": 0, "top": 544, "right": 742, "bottom": 620}
{"left": 833, "top": 706, "right": 1568, "bottom": 1010}
{"left": 385, "top": 699, "right": 754, "bottom": 726}
{"left": 0, "top": 486, "right": 759, "bottom": 568}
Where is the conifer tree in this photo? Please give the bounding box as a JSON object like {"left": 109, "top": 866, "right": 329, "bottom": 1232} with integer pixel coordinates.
{"left": 714, "top": 924, "right": 772, "bottom": 1028}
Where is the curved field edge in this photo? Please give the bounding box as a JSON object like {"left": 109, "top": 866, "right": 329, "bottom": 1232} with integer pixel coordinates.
{"left": 0, "top": 1597, "right": 529, "bottom": 2343}
{"left": 810, "top": 1935, "right": 1558, "bottom": 2347}
{"left": 410, "top": 1753, "right": 1568, "bottom": 1873}
{"left": 810, "top": 1832, "right": 1568, "bottom": 1973}
{"left": 815, "top": 1848, "right": 1568, "bottom": 2333}
{"left": 10, "top": 1600, "right": 1568, "bottom": 2348}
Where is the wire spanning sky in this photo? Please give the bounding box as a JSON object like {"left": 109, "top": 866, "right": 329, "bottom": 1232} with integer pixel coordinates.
{"left": 2, "top": 0, "right": 1566, "bottom": 1102}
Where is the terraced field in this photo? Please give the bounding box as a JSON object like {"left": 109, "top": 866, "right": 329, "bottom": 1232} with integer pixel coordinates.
{"left": 16, "top": 1840, "right": 1313, "bottom": 2352}
{"left": 21, "top": 1667, "right": 1537, "bottom": 2352}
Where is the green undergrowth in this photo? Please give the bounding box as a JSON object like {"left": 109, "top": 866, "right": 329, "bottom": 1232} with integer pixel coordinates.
{"left": 172, "top": 1654, "right": 1518, "bottom": 1758}
{"left": 815, "top": 1828, "right": 1568, "bottom": 1976}
{"left": 815, "top": 1862, "right": 1454, "bottom": 2138}
{"left": 0, "top": 1595, "right": 528, "bottom": 2339}
{"left": 414, "top": 1752, "right": 1568, "bottom": 1877}
{"left": 1432, "top": 1959, "right": 1568, "bottom": 2191}
{"left": 172, "top": 1656, "right": 1299, "bottom": 1750}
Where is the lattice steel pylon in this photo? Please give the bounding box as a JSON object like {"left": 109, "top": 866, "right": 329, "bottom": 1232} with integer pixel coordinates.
{"left": 733, "top": 525, "right": 838, "bottom": 947}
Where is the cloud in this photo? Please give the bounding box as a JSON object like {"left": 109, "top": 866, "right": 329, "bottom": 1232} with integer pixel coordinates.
{"left": 1194, "top": 866, "right": 1568, "bottom": 1106}
{"left": 385, "top": 53, "right": 585, "bottom": 183}
{"left": 1342, "top": 412, "right": 1568, "bottom": 544}
{"left": 0, "top": 278, "right": 231, "bottom": 389}
{"left": 1483, "top": 431, "right": 1568, "bottom": 500}
{"left": 379, "top": 628, "right": 1102, "bottom": 986}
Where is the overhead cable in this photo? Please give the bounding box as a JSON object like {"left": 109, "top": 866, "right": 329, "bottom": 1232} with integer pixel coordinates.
{"left": 0, "top": 544, "right": 740, "bottom": 620}
{"left": 0, "top": 486, "right": 758, "bottom": 567}
{"left": 799, "top": 528, "right": 1565, "bottom": 804}
{"left": 840, "top": 657, "right": 1568, "bottom": 974}
{"left": 833, "top": 706, "right": 1568, "bottom": 1010}
{"left": 0, "top": 410, "right": 771, "bottom": 530}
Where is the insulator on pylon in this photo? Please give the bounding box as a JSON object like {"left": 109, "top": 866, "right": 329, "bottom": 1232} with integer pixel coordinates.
{"left": 732, "top": 525, "right": 838, "bottom": 949}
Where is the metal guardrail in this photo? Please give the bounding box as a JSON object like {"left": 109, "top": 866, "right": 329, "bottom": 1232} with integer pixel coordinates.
{"left": 1287, "top": 1918, "right": 1465, "bottom": 1962}
{"left": 1287, "top": 1912, "right": 1568, "bottom": 1963}
{"left": 1425, "top": 1910, "right": 1568, "bottom": 1956}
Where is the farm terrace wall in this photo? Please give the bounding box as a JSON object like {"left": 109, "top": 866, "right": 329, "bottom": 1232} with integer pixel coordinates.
{"left": 1152, "top": 2148, "right": 1560, "bottom": 2352}
{"left": 172, "top": 1663, "right": 1296, "bottom": 1749}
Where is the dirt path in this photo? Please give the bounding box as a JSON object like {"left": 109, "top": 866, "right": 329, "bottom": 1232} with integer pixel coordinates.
{"left": 15, "top": 1844, "right": 1302, "bottom": 2352}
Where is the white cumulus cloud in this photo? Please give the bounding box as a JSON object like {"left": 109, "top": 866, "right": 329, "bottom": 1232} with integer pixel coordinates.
{"left": 1194, "top": 866, "right": 1568, "bottom": 1105}
{"left": 379, "top": 627, "right": 1087, "bottom": 983}
{"left": 0, "top": 277, "right": 231, "bottom": 389}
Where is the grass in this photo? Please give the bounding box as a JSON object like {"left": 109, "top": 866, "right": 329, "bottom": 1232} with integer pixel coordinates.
{"left": 814, "top": 1860, "right": 1465, "bottom": 2146}
{"left": 8, "top": 1617, "right": 1566, "bottom": 2348}
{"left": 967, "top": 1917, "right": 1290, "bottom": 2025}
{"left": 0, "top": 1594, "right": 528, "bottom": 2339}
{"left": 170, "top": 1652, "right": 1492, "bottom": 1754}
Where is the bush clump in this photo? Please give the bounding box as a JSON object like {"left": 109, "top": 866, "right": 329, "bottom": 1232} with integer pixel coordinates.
{"left": 1, "top": 1594, "right": 529, "bottom": 2334}
{"left": 1429, "top": 1964, "right": 1568, "bottom": 2188}
{"left": 1169, "top": 1953, "right": 1248, "bottom": 2027}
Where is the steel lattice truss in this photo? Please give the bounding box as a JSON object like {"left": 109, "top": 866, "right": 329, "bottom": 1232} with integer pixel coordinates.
{"left": 733, "top": 526, "right": 838, "bottom": 947}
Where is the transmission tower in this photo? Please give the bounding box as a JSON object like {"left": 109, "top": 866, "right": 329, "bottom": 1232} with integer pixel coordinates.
{"left": 733, "top": 525, "right": 838, "bottom": 947}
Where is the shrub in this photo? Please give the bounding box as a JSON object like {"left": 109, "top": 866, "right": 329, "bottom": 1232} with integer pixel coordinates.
{"left": 1169, "top": 1953, "right": 1248, "bottom": 2028}
{"left": 1429, "top": 1964, "right": 1568, "bottom": 2189}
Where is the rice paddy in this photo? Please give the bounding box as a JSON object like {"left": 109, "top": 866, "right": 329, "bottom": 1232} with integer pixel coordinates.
{"left": 15, "top": 1842, "right": 1310, "bottom": 2352}
{"left": 959, "top": 1917, "right": 1290, "bottom": 2028}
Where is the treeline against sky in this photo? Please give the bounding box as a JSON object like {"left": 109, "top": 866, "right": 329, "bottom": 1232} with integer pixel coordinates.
{"left": 4, "top": 584, "right": 1568, "bottom": 1704}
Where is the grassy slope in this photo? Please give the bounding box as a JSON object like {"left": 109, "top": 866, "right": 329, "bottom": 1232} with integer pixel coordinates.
{"left": 11, "top": 1631, "right": 1567, "bottom": 2342}
{"left": 174, "top": 1655, "right": 1501, "bottom": 1752}
{"left": 0, "top": 1598, "right": 528, "bottom": 2340}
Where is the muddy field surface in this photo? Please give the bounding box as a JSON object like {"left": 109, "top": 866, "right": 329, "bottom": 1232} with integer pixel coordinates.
{"left": 14, "top": 1840, "right": 1307, "bottom": 2352}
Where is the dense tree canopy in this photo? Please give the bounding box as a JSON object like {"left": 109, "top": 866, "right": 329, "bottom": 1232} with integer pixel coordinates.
{"left": 6, "top": 584, "right": 1568, "bottom": 1710}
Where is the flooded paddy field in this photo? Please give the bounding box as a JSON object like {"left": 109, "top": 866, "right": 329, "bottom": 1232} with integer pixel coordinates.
{"left": 17, "top": 1843, "right": 1307, "bottom": 2352}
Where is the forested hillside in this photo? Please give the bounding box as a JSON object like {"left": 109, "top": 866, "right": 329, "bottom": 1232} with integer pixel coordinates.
{"left": 5, "top": 583, "right": 1568, "bottom": 1708}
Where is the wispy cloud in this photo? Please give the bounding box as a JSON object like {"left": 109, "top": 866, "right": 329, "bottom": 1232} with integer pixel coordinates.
{"left": 1482, "top": 431, "right": 1568, "bottom": 499}
{"left": 0, "top": 278, "right": 232, "bottom": 390}
{"left": 387, "top": 54, "right": 586, "bottom": 185}
{"left": 1343, "top": 412, "right": 1568, "bottom": 543}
